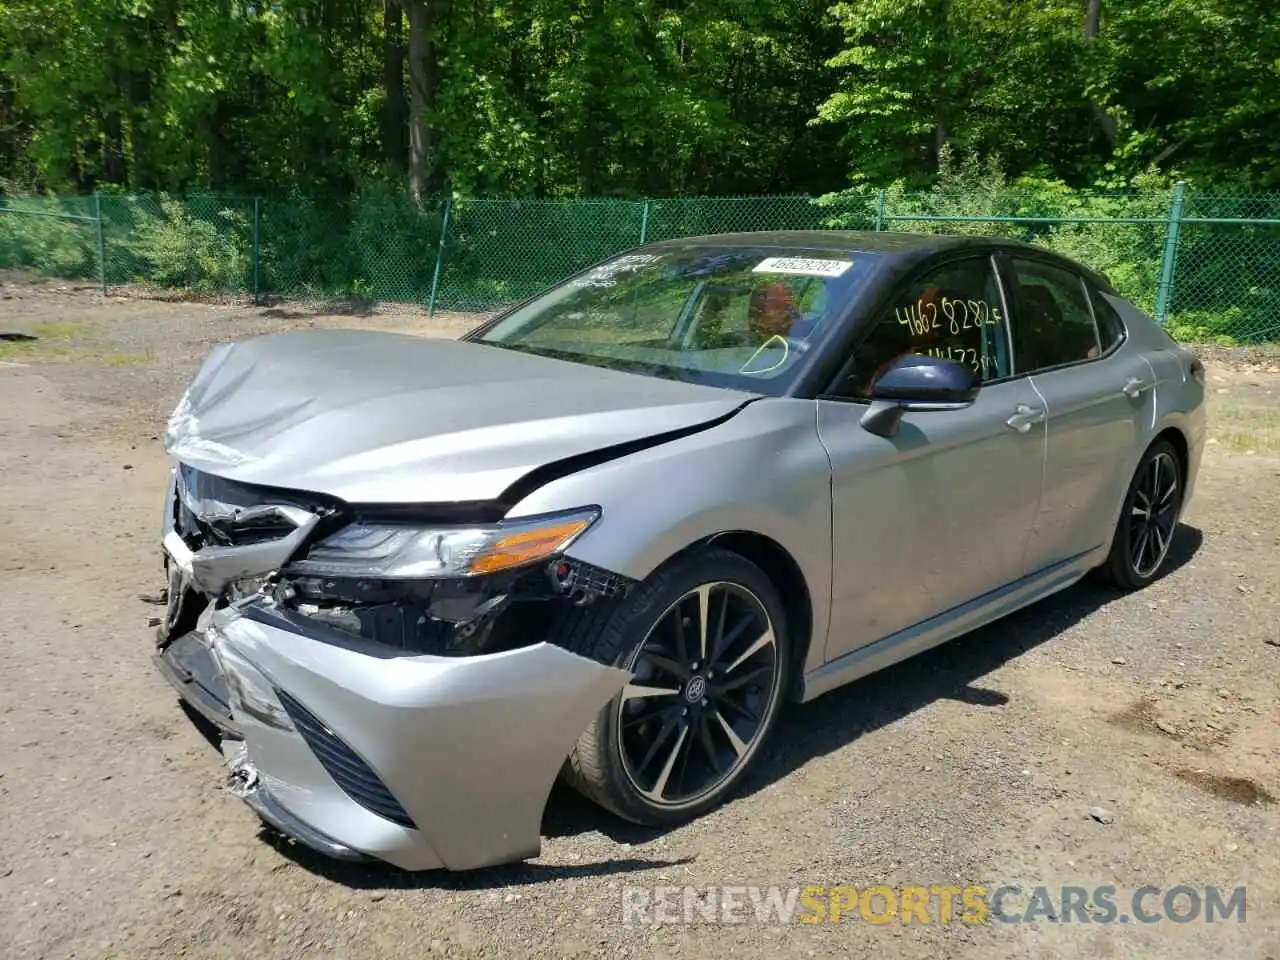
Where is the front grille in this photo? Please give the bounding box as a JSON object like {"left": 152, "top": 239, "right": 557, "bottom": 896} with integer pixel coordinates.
{"left": 274, "top": 688, "right": 417, "bottom": 829}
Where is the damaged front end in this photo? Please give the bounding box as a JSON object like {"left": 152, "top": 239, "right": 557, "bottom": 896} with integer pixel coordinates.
{"left": 154, "top": 461, "right": 635, "bottom": 870}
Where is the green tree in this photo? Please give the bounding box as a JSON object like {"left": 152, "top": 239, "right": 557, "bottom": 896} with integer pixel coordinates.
{"left": 815, "top": 0, "right": 1097, "bottom": 186}
{"left": 1095, "top": 0, "right": 1280, "bottom": 187}
{"left": 1, "top": 0, "right": 1278, "bottom": 195}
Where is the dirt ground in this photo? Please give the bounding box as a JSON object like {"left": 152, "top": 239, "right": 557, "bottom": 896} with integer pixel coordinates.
{"left": 1, "top": 273, "right": 1277, "bottom": 959}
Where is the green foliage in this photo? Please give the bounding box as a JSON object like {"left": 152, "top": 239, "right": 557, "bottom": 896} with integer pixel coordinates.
{"left": 0, "top": 0, "right": 846, "bottom": 197}
{"left": 817, "top": 0, "right": 1280, "bottom": 190}
{"left": 817, "top": 0, "right": 1094, "bottom": 186}
{"left": 125, "top": 198, "right": 250, "bottom": 292}
{"left": 820, "top": 150, "right": 1172, "bottom": 312}
{"left": 0, "top": 195, "right": 98, "bottom": 279}
{"left": 1166, "top": 309, "right": 1251, "bottom": 346}
{"left": 1097, "top": 0, "right": 1280, "bottom": 189}
{"left": 812, "top": 152, "right": 1280, "bottom": 342}
{"left": 258, "top": 194, "right": 358, "bottom": 297}
{"left": 346, "top": 182, "right": 445, "bottom": 299}
{"left": 2, "top": 0, "right": 1277, "bottom": 197}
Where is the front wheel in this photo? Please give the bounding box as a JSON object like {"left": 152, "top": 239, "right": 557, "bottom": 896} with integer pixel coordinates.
{"left": 561, "top": 547, "right": 790, "bottom": 826}
{"left": 1100, "top": 439, "right": 1184, "bottom": 589}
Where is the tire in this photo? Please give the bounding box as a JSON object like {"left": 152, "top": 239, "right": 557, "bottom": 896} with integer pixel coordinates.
{"left": 1099, "top": 439, "right": 1184, "bottom": 589}
{"left": 558, "top": 546, "right": 791, "bottom": 826}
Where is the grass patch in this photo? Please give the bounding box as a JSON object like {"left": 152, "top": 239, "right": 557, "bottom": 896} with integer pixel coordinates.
{"left": 0, "top": 319, "right": 95, "bottom": 361}
{"left": 101, "top": 348, "right": 156, "bottom": 366}
{"left": 0, "top": 339, "right": 70, "bottom": 361}
{"left": 1211, "top": 422, "right": 1280, "bottom": 454}
{"left": 30, "top": 319, "right": 95, "bottom": 340}
{"left": 0, "top": 340, "right": 155, "bottom": 366}
{"left": 1208, "top": 394, "right": 1280, "bottom": 454}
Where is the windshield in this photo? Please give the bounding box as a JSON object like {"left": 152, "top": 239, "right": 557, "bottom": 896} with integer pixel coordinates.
{"left": 475, "top": 246, "right": 881, "bottom": 393}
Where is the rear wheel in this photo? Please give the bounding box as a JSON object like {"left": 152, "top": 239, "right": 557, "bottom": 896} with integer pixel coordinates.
{"left": 1101, "top": 439, "right": 1184, "bottom": 589}
{"left": 561, "top": 547, "right": 790, "bottom": 826}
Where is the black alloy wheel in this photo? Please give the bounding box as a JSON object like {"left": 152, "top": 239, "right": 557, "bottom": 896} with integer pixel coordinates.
{"left": 1102, "top": 438, "right": 1184, "bottom": 589}
{"left": 560, "top": 547, "right": 790, "bottom": 826}
{"left": 617, "top": 580, "right": 780, "bottom": 808}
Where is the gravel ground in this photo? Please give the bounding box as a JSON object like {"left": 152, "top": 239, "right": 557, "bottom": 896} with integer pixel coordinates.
{"left": 1, "top": 274, "right": 1277, "bottom": 959}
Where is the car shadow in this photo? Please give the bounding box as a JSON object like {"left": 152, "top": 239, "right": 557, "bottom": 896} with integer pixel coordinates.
{"left": 221, "top": 524, "right": 1202, "bottom": 889}
{"left": 265, "top": 835, "right": 696, "bottom": 890}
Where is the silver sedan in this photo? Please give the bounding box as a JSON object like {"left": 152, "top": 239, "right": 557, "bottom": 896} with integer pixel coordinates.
{"left": 154, "top": 231, "right": 1206, "bottom": 870}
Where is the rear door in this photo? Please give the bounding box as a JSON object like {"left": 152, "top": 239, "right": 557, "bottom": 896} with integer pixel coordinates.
{"left": 1004, "top": 256, "right": 1156, "bottom": 572}
{"left": 818, "top": 254, "right": 1046, "bottom": 661}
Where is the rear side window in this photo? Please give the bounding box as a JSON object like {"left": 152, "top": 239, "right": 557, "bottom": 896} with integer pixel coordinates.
{"left": 1009, "top": 259, "right": 1100, "bottom": 372}
{"left": 1088, "top": 287, "right": 1126, "bottom": 353}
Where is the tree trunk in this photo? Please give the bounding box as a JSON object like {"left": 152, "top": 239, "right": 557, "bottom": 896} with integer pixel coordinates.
{"left": 204, "top": 99, "right": 232, "bottom": 190}
{"left": 933, "top": 120, "right": 949, "bottom": 170}
{"left": 382, "top": 0, "right": 408, "bottom": 171}
{"left": 103, "top": 108, "right": 127, "bottom": 186}
{"left": 1083, "top": 0, "right": 1117, "bottom": 144}
{"left": 405, "top": 0, "right": 439, "bottom": 200}
{"left": 126, "top": 67, "right": 153, "bottom": 190}
{"left": 1084, "top": 0, "right": 1102, "bottom": 38}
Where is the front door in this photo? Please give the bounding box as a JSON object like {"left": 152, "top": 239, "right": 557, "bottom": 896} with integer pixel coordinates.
{"left": 817, "top": 255, "right": 1047, "bottom": 662}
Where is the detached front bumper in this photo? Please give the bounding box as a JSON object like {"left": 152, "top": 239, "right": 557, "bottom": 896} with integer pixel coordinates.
{"left": 155, "top": 627, "right": 238, "bottom": 735}
{"left": 172, "top": 601, "right": 628, "bottom": 872}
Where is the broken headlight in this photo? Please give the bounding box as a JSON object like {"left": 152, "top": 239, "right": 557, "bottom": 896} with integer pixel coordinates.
{"left": 272, "top": 508, "right": 609, "bottom": 657}
{"left": 287, "top": 508, "right": 600, "bottom": 580}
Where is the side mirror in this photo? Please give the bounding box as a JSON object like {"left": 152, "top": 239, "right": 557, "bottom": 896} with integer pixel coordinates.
{"left": 860, "top": 355, "right": 979, "bottom": 438}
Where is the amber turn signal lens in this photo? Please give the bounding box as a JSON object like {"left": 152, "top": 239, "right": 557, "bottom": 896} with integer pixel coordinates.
{"left": 468, "top": 518, "right": 594, "bottom": 575}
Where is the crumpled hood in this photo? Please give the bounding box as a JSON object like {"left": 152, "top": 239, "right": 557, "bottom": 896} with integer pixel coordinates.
{"left": 165, "top": 329, "right": 751, "bottom": 504}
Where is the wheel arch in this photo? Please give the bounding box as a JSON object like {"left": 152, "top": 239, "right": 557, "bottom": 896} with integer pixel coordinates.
{"left": 1154, "top": 425, "right": 1189, "bottom": 484}
{"left": 563, "top": 508, "right": 829, "bottom": 695}
{"left": 701, "top": 530, "right": 814, "bottom": 702}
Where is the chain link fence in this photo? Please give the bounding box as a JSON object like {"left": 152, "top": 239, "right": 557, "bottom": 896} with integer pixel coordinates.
{"left": 2, "top": 186, "right": 1278, "bottom": 342}
{"left": 434, "top": 199, "right": 647, "bottom": 312}
{"left": 1168, "top": 192, "right": 1280, "bottom": 343}
{"left": 98, "top": 194, "right": 257, "bottom": 294}
{"left": 0, "top": 194, "right": 102, "bottom": 286}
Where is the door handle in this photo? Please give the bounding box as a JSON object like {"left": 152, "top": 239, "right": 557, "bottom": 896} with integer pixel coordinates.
{"left": 1006, "top": 404, "right": 1045, "bottom": 433}
{"left": 1122, "top": 377, "right": 1153, "bottom": 399}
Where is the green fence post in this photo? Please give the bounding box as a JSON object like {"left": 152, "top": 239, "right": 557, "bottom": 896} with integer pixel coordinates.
{"left": 874, "top": 189, "right": 887, "bottom": 232}
{"left": 94, "top": 193, "right": 107, "bottom": 294}
{"left": 427, "top": 198, "right": 452, "bottom": 317}
{"left": 252, "top": 198, "right": 262, "bottom": 304}
{"left": 1154, "top": 181, "right": 1187, "bottom": 326}
{"left": 639, "top": 199, "right": 652, "bottom": 245}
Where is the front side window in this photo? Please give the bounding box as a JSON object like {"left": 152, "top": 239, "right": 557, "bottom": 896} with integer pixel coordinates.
{"left": 1009, "top": 259, "right": 1101, "bottom": 372}
{"left": 835, "top": 257, "right": 1012, "bottom": 398}
{"left": 477, "top": 248, "right": 882, "bottom": 394}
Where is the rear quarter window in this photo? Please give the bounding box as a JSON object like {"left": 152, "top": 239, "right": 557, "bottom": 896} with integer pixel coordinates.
{"left": 1088, "top": 287, "right": 1127, "bottom": 354}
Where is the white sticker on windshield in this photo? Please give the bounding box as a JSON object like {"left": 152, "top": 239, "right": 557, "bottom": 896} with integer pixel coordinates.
{"left": 752, "top": 256, "right": 852, "bottom": 278}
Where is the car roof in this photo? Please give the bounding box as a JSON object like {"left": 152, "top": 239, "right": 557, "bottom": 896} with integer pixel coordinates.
{"left": 643, "top": 229, "right": 1017, "bottom": 258}
{"left": 642, "top": 230, "right": 1114, "bottom": 292}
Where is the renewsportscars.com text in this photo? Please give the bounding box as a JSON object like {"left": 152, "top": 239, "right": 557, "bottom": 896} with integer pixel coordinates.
{"left": 620, "top": 884, "right": 1247, "bottom": 926}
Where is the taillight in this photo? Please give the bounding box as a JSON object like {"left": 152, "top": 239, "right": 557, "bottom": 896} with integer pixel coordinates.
{"left": 1189, "top": 355, "right": 1206, "bottom": 384}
